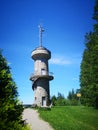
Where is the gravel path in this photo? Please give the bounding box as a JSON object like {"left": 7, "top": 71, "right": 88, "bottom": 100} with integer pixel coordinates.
{"left": 22, "top": 108, "right": 54, "bottom": 130}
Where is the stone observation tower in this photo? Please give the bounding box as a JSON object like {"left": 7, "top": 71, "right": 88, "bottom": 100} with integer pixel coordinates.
{"left": 30, "top": 25, "right": 54, "bottom": 107}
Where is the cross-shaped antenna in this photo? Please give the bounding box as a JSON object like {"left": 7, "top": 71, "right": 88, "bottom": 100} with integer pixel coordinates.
{"left": 38, "top": 25, "right": 44, "bottom": 47}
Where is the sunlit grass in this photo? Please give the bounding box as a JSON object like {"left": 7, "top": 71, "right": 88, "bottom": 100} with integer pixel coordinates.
{"left": 38, "top": 106, "right": 98, "bottom": 130}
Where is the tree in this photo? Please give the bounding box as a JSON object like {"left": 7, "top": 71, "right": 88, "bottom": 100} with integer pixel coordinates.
{"left": 0, "top": 50, "right": 25, "bottom": 129}
{"left": 67, "top": 89, "right": 77, "bottom": 100}
{"left": 51, "top": 95, "right": 57, "bottom": 106}
{"left": 51, "top": 92, "right": 67, "bottom": 106}
{"left": 56, "top": 92, "right": 66, "bottom": 106}
{"left": 67, "top": 89, "right": 78, "bottom": 106}
{"left": 80, "top": 0, "right": 98, "bottom": 108}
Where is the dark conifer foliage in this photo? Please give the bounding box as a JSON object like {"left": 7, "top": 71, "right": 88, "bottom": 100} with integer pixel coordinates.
{"left": 80, "top": 0, "right": 98, "bottom": 108}
{"left": 0, "top": 51, "right": 24, "bottom": 129}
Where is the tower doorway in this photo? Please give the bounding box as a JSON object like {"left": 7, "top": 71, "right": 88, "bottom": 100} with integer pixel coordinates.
{"left": 42, "top": 97, "right": 46, "bottom": 106}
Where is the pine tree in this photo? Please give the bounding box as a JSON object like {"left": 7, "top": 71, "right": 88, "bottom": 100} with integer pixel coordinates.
{"left": 51, "top": 95, "right": 57, "bottom": 106}
{"left": 80, "top": 0, "right": 98, "bottom": 108}
{"left": 67, "top": 89, "right": 78, "bottom": 106}
{"left": 67, "top": 89, "right": 77, "bottom": 100}
{"left": 0, "top": 50, "right": 24, "bottom": 129}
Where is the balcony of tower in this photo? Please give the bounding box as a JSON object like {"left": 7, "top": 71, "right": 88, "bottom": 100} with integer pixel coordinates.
{"left": 30, "top": 72, "right": 54, "bottom": 81}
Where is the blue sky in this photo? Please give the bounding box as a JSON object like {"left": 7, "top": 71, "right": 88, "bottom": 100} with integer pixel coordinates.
{"left": 0, "top": 0, "right": 95, "bottom": 104}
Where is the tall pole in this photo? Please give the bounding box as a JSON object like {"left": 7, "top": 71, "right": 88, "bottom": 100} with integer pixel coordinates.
{"left": 39, "top": 25, "right": 44, "bottom": 47}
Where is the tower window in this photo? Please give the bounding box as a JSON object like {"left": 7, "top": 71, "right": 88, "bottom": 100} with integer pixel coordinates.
{"left": 41, "top": 58, "right": 46, "bottom": 62}
{"left": 41, "top": 68, "right": 46, "bottom": 75}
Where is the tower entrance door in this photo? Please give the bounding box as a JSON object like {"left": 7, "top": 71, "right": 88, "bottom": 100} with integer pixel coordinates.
{"left": 42, "top": 97, "right": 46, "bottom": 106}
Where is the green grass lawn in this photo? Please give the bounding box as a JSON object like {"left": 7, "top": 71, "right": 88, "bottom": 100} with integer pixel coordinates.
{"left": 38, "top": 106, "right": 98, "bottom": 130}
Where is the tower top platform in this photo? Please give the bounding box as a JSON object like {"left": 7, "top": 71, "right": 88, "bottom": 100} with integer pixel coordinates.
{"left": 31, "top": 25, "right": 51, "bottom": 60}
{"left": 31, "top": 46, "right": 51, "bottom": 60}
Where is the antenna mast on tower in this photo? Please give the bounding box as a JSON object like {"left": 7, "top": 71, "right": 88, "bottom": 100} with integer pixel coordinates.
{"left": 38, "top": 25, "right": 44, "bottom": 47}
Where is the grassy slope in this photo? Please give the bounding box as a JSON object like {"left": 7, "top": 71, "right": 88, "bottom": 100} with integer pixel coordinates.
{"left": 38, "top": 106, "right": 98, "bottom": 130}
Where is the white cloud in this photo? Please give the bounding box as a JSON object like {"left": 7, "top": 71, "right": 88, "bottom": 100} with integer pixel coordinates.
{"left": 72, "top": 77, "right": 79, "bottom": 81}
{"left": 49, "top": 55, "right": 71, "bottom": 65}
{"left": 49, "top": 53, "right": 82, "bottom": 66}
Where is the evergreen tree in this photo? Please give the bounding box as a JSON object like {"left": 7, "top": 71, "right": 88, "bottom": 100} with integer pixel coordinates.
{"left": 67, "top": 89, "right": 78, "bottom": 106}
{"left": 56, "top": 92, "right": 66, "bottom": 106}
{"left": 51, "top": 93, "right": 67, "bottom": 106}
{"left": 51, "top": 95, "right": 57, "bottom": 106}
{"left": 67, "top": 89, "right": 77, "bottom": 100}
{"left": 80, "top": 0, "right": 98, "bottom": 108}
{"left": 0, "top": 50, "right": 25, "bottom": 129}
